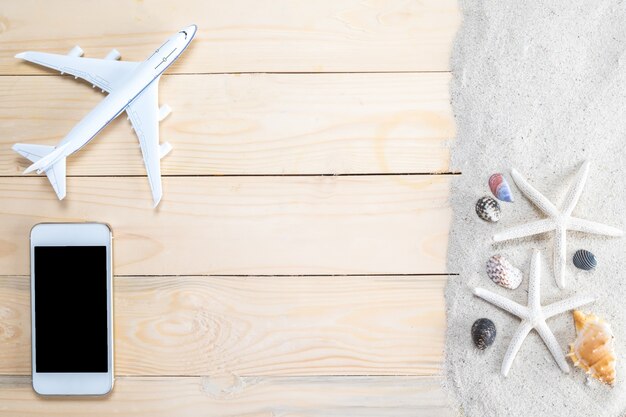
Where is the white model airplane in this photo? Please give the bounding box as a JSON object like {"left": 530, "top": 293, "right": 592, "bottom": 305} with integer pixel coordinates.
{"left": 12, "top": 25, "right": 197, "bottom": 207}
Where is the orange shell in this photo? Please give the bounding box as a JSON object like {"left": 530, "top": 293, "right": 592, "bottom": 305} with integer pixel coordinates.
{"left": 568, "top": 310, "right": 616, "bottom": 386}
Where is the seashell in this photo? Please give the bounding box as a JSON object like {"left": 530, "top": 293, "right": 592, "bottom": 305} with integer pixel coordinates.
{"left": 488, "top": 173, "right": 514, "bottom": 202}
{"left": 471, "top": 318, "right": 496, "bottom": 350}
{"left": 486, "top": 254, "right": 523, "bottom": 289}
{"left": 568, "top": 310, "right": 616, "bottom": 386}
{"left": 573, "top": 249, "right": 597, "bottom": 271}
{"left": 476, "top": 196, "right": 501, "bottom": 222}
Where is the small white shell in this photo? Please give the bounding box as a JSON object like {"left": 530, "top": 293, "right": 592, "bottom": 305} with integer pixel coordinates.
{"left": 486, "top": 255, "right": 523, "bottom": 290}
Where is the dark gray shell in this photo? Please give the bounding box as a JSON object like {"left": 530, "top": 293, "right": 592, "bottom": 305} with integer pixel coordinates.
{"left": 475, "top": 196, "right": 501, "bottom": 222}
{"left": 471, "top": 318, "right": 496, "bottom": 350}
{"left": 573, "top": 249, "right": 597, "bottom": 271}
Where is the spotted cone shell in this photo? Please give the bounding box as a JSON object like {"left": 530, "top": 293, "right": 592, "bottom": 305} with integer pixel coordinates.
{"left": 486, "top": 254, "right": 523, "bottom": 290}
{"left": 573, "top": 249, "right": 597, "bottom": 271}
{"left": 488, "top": 173, "right": 514, "bottom": 202}
{"left": 568, "top": 310, "right": 616, "bottom": 386}
{"left": 476, "top": 196, "right": 501, "bottom": 222}
{"left": 471, "top": 318, "right": 496, "bottom": 350}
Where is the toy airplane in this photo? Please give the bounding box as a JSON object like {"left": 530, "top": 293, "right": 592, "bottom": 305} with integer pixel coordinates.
{"left": 12, "top": 25, "right": 197, "bottom": 207}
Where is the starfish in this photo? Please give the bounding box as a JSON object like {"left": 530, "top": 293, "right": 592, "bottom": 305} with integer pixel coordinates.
{"left": 494, "top": 160, "right": 623, "bottom": 288}
{"left": 474, "top": 250, "right": 594, "bottom": 376}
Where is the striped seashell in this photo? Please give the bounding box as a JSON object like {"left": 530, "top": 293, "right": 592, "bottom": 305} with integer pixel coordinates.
{"left": 573, "top": 249, "right": 597, "bottom": 271}
{"left": 476, "top": 196, "right": 501, "bottom": 222}
{"left": 486, "top": 254, "right": 523, "bottom": 289}
{"left": 568, "top": 310, "right": 616, "bottom": 386}
{"left": 488, "top": 173, "right": 514, "bottom": 202}
{"left": 472, "top": 318, "right": 496, "bottom": 350}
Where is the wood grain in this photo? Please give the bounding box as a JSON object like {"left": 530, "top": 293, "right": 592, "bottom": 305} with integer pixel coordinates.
{"left": 0, "top": 376, "right": 454, "bottom": 417}
{"left": 0, "top": 73, "right": 454, "bottom": 176}
{"left": 0, "top": 0, "right": 460, "bottom": 75}
{"left": 0, "top": 275, "right": 446, "bottom": 376}
{"left": 0, "top": 175, "right": 451, "bottom": 276}
{"left": 0, "top": 0, "right": 460, "bottom": 412}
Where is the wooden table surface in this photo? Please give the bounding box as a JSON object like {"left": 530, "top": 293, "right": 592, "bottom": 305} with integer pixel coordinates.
{"left": 0, "top": 1, "right": 460, "bottom": 415}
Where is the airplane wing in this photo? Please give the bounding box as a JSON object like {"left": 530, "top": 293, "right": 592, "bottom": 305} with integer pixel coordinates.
{"left": 13, "top": 143, "right": 67, "bottom": 200}
{"left": 126, "top": 79, "right": 171, "bottom": 207}
{"left": 15, "top": 51, "right": 138, "bottom": 93}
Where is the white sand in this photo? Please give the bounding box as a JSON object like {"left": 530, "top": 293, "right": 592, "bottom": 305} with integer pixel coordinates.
{"left": 444, "top": 1, "right": 626, "bottom": 416}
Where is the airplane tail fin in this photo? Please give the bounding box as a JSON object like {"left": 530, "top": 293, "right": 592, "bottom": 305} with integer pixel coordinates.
{"left": 13, "top": 143, "right": 67, "bottom": 200}
{"left": 18, "top": 143, "right": 69, "bottom": 174}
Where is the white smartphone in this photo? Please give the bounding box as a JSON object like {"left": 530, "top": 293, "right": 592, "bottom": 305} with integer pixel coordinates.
{"left": 30, "top": 223, "right": 114, "bottom": 396}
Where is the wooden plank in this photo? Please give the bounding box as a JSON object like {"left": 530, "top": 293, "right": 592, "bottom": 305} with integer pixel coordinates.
{"left": 0, "top": 73, "right": 454, "bottom": 176}
{"left": 0, "top": 175, "right": 451, "bottom": 276}
{"left": 0, "top": 0, "right": 460, "bottom": 75}
{"left": 0, "top": 376, "right": 453, "bottom": 417}
{"left": 0, "top": 275, "right": 445, "bottom": 376}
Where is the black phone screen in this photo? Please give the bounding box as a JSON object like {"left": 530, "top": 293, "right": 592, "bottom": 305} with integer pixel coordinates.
{"left": 34, "top": 246, "right": 108, "bottom": 373}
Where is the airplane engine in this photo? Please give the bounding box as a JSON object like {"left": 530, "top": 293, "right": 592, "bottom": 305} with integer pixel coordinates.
{"left": 158, "top": 104, "right": 172, "bottom": 121}
{"left": 159, "top": 142, "right": 172, "bottom": 159}
{"left": 104, "top": 49, "right": 121, "bottom": 60}
{"left": 67, "top": 46, "right": 84, "bottom": 58}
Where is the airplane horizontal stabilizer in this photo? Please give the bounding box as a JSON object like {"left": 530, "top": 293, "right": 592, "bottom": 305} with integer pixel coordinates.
{"left": 20, "top": 143, "right": 70, "bottom": 174}
{"left": 13, "top": 143, "right": 67, "bottom": 200}
{"left": 12, "top": 143, "right": 55, "bottom": 163}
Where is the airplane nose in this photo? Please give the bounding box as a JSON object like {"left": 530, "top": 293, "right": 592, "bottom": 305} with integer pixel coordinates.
{"left": 185, "top": 24, "right": 197, "bottom": 37}
{"left": 178, "top": 25, "right": 197, "bottom": 40}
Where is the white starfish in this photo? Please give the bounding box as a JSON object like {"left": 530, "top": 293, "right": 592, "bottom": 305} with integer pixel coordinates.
{"left": 494, "top": 161, "right": 623, "bottom": 288}
{"left": 474, "top": 250, "right": 594, "bottom": 376}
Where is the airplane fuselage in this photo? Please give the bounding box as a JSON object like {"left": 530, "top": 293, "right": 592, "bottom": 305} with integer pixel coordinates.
{"left": 51, "top": 26, "right": 197, "bottom": 165}
{"left": 14, "top": 25, "right": 197, "bottom": 205}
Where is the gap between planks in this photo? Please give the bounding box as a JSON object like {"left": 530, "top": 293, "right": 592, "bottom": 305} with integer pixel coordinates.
{"left": 0, "top": 173, "right": 462, "bottom": 178}
{"left": 1, "top": 274, "right": 458, "bottom": 278}
{"left": 0, "top": 71, "right": 453, "bottom": 76}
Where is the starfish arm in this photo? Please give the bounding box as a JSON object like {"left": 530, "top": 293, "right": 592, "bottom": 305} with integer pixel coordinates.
{"left": 543, "top": 294, "right": 595, "bottom": 319}
{"left": 501, "top": 320, "right": 533, "bottom": 377}
{"left": 473, "top": 287, "right": 528, "bottom": 319}
{"left": 528, "top": 250, "right": 542, "bottom": 308}
{"left": 511, "top": 168, "right": 559, "bottom": 217}
{"left": 553, "top": 227, "right": 567, "bottom": 289}
{"left": 535, "top": 320, "right": 569, "bottom": 373}
{"left": 493, "top": 218, "right": 556, "bottom": 242}
{"left": 568, "top": 217, "right": 624, "bottom": 237}
{"left": 561, "top": 160, "right": 590, "bottom": 217}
